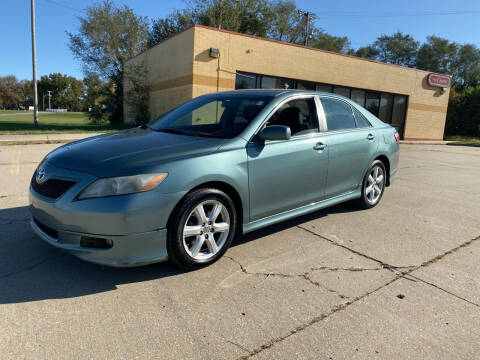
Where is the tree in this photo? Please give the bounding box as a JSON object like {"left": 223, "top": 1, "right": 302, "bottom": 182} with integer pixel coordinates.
{"left": 37, "top": 73, "right": 84, "bottom": 111}
{"left": 452, "top": 44, "right": 480, "bottom": 89}
{"left": 68, "top": 0, "right": 149, "bottom": 123}
{"left": 416, "top": 36, "right": 457, "bottom": 75}
{"left": 268, "top": 0, "right": 303, "bottom": 43}
{"left": 0, "top": 76, "right": 23, "bottom": 109}
{"left": 352, "top": 46, "right": 379, "bottom": 60}
{"left": 82, "top": 73, "right": 106, "bottom": 112}
{"left": 446, "top": 86, "right": 480, "bottom": 136}
{"left": 150, "top": 0, "right": 274, "bottom": 45}
{"left": 310, "top": 30, "right": 351, "bottom": 54}
{"left": 149, "top": 10, "right": 194, "bottom": 45}
{"left": 369, "top": 32, "right": 419, "bottom": 67}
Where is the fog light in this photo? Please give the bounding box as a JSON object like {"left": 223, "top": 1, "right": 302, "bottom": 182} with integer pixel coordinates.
{"left": 80, "top": 236, "right": 113, "bottom": 249}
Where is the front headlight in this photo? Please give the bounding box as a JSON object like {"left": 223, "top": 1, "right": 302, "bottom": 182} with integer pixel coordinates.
{"left": 77, "top": 173, "right": 168, "bottom": 199}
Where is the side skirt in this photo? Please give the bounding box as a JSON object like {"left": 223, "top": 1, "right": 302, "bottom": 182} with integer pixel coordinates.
{"left": 242, "top": 190, "right": 361, "bottom": 234}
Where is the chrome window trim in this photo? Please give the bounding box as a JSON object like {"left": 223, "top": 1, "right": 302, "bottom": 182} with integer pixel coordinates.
{"left": 249, "top": 94, "right": 321, "bottom": 143}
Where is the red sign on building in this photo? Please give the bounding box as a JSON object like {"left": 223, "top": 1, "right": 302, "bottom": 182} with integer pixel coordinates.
{"left": 427, "top": 73, "right": 451, "bottom": 88}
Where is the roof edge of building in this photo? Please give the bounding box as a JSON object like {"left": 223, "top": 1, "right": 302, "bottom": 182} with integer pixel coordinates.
{"left": 128, "top": 24, "right": 448, "bottom": 77}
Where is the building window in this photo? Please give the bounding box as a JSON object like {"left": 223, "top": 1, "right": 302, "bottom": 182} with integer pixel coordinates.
{"left": 235, "top": 72, "right": 257, "bottom": 89}
{"left": 316, "top": 84, "right": 333, "bottom": 93}
{"left": 297, "top": 81, "right": 316, "bottom": 90}
{"left": 350, "top": 89, "right": 365, "bottom": 107}
{"left": 234, "top": 71, "right": 408, "bottom": 138}
{"left": 365, "top": 91, "right": 381, "bottom": 117}
{"left": 392, "top": 95, "right": 407, "bottom": 136}
{"left": 261, "top": 76, "right": 294, "bottom": 89}
{"left": 334, "top": 86, "right": 350, "bottom": 98}
{"left": 379, "top": 93, "right": 394, "bottom": 124}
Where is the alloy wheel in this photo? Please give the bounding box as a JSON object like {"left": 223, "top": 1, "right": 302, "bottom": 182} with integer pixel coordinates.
{"left": 182, "top": 200, "right": 230, "bottom": 260}
{"left": 365, "top": 165, "right": 385, "bottom": 205}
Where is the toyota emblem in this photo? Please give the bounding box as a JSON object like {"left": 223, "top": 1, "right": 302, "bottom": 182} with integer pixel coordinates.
{"left": 36, "top": 168, "right": 47, "bottom": 184}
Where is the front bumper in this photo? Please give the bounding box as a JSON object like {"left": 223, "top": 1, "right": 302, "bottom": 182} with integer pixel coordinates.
{"left": 29, "top": 162, "right": 187, "bottom": 267}
{"left": 30, "top": 217, "right": 168, "bottom": 267}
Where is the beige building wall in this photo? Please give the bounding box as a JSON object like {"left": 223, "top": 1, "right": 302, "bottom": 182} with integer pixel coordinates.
{"left": 126, "top": 25, "right": 450, "bottom": 140}
{"left": 124, "top": 29, "right": 196, "bottom": 123}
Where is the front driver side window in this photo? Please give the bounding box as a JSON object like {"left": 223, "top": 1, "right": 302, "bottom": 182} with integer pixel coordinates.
{"left": 266, "top": 98, "right": 319, "bottom": 136}
{"left": 321, "top": 97, "right": 356, "bottom": 131}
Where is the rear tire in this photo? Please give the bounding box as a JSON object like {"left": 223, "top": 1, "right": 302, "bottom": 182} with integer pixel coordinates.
{"left": 356, "top": 160, "right": 386, "bottom": 209}
{"left": 167, "top": 188, "right": 237, "bottom": 270}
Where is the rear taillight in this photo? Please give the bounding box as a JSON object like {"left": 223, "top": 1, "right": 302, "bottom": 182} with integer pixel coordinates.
{"left": 393, "top": 131, "right": 400, "bottom": 143}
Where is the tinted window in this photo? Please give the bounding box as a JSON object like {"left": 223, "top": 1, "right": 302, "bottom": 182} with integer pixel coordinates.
{"left": 334, "top": 86, "right": 350, "bottom": 98}
{"left": 353, "top": 107, "right": 372, "bottom": 127}
{"left": 235, "top": 73, "right": 257, "bottom": 89}
{"left": 297, "top": 81, "right": 315, "bottom": 90}
{"left": 267, "top": 98, "right": 319, "bottom": 136}
{"left": 261, "top": 76, "right": 294, "bottom": 90}
{"left": 351, "top": 89, "right": 365, "bottom": 107}
{"left": 321, "top": 97, "right": 356, "bottom": 131}
{"left": 379, "top": 93, "right": 393, "bottom": 123}
{"left": 365, "top": 92, "right": 380, "bottom": 116}
{"left": 316, "top": 84, "right": 333, "bottom": 93}
{"left": 150, "top": 94, "right": 272, "bottom": 139}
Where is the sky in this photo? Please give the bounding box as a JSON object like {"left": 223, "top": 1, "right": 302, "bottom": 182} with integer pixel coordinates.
{"left": 1, "top": 0, "right": 479, "bottom": 80}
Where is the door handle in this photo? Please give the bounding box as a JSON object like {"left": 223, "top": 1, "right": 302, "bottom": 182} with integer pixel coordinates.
{"left": 313, "top": 142, "right": 327, "bottom": 151}
{"left": 366, "top": 133, "right": 375, "bottom": 141}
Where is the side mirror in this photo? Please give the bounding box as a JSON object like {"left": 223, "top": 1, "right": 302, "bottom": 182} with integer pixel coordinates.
{"left": 257, "top": 125, "right": 291, "bottom": 141}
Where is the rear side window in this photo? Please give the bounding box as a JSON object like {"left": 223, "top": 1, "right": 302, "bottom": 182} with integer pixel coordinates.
{"left": 353, "top": 107, "right": 372, "bottom": 128}
{"left": 320, "top": 97, "right": 356, "bottom": 131}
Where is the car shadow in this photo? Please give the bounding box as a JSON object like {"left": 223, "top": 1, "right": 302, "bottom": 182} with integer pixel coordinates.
{"left": 0, "top": 202, "right": 361, "bottom": 304}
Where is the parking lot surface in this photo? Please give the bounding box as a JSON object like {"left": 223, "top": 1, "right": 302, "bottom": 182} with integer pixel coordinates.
{"left": 1, "top": 143, "right": 479, "bottom": 359}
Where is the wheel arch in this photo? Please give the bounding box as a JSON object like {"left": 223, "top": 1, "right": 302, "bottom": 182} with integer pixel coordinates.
{"left": 167, "top": 180, "right": 244, "bottom": 233}
{"left": 374, "top": 154, "right": 391, "bottom": 186}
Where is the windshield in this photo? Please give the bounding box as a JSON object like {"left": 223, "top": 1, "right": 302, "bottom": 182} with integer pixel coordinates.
{"left": 149, "top": 93, "right": 273, "bottom": 138}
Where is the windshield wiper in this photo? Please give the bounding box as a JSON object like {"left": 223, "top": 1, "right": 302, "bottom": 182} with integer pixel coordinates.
{"left": 154, "top": 128, "right": 192, "bottom": 136}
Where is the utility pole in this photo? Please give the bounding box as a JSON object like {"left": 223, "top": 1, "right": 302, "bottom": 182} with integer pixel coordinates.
{"left": 30, "top": 0, "right": 39, "bottom": 126}
{"left": 47, "top": 90, "right": 52, "bottom": 110}
{"left": 298, "top": 10, "right": 314, "bottom": 46}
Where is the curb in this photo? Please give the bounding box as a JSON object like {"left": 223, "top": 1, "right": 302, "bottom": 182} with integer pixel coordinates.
{"left": 0, "top": 139, "right": 76, "bottom": 146}
{"left": 0, "top": 132, "right": 104, "bottom": 146}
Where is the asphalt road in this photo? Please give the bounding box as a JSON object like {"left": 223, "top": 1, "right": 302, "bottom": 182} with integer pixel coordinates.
{"left": 1, "top": 143, "right": 479, "bottom": 359}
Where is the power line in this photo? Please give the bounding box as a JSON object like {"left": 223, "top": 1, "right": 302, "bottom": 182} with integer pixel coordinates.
{"left": 42, "top": 0, "right": 84, "bottom": 13}
{"left": 315, "top": 9, "right": 480, "bottom": 20}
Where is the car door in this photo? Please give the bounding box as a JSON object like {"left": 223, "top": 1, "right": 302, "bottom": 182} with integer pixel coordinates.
{"left": 319, "top": 96, "right": 379, "bottom": 198}
{"left": 246, "top": 96, "right": 329, "bottom": 221}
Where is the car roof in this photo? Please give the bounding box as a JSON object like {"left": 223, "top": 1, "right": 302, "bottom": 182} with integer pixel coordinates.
{"left": 216, "top": 89, "right": 343, "bottom": 98}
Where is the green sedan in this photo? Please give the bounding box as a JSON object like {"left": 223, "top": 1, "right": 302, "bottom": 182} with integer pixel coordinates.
{"left": 29, "top": 90, "right": 399, "bottom": 269}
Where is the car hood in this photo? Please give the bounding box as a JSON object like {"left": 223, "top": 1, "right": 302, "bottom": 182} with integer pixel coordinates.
{"left": 46, "top": 127, "right": 226, "bottom": 177}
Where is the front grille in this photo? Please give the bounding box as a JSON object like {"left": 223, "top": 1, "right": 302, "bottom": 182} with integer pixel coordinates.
{"left": 33, "top": 217, "right": 58, "bottom": 239}
{"left": 31, "top": 171, "right": 76, "bottom": 199}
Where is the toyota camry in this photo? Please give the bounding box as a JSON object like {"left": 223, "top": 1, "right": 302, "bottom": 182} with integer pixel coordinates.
{"left": 29, "top": 90, "right": 399, "bottom": 269}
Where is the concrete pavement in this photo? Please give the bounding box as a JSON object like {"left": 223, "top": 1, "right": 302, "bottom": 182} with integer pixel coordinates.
{"left": 0, "top": 143, "right": 479, "bottom": 359}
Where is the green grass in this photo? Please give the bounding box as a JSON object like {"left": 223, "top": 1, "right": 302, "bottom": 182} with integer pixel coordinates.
{"left": 445, "top": 135, "right": 480, "bottom": 146}
{"left": 0, "top": 111, "right": 131, "bottom": 134}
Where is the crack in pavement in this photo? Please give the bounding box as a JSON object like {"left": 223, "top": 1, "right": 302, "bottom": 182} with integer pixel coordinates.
{"left": 227, "top": 340, "right": 251, "bottom": 354}
{"left": 405, "top": 274, "right": 480, "bottom": 308}
{"left": 232, "top": 230, "right": 480, "bottom": 359}
{"left": 225, "top": 256, "right": 350, "bottom": 300}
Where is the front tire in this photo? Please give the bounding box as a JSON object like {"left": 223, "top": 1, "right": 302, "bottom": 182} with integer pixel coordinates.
{"left": 167, "top": 188, "right": 237, "bottom": 269}
{"left": 357, "top": 160, "right": 386, "bottom": 209}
